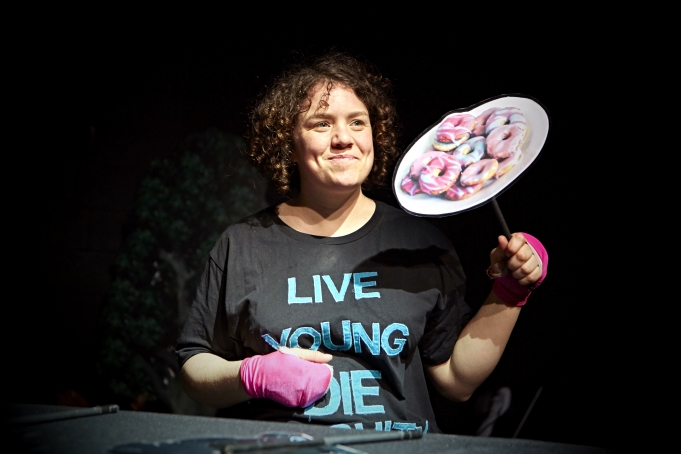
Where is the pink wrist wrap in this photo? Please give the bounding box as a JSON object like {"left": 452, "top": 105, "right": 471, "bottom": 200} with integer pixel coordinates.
{"left": 239, "top": 350, "right": 332, "bottom": 408}
{"left": 492, "top": 232, "right": 548, "bottom": 307}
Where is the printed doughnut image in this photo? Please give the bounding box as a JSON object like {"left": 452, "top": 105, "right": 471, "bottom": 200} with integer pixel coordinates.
{"left": 393, "top": 95, "right": 549, "bottom": 218}
{"left": 400, "top": 106, "right": 528, "bottom": 201}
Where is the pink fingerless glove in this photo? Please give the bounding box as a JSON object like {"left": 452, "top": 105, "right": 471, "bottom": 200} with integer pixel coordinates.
{"left": 492, "top": 232, "right": 548, "bottom": 307}
{"left": 239, "top": 349, "right": 333, "bottom": 408}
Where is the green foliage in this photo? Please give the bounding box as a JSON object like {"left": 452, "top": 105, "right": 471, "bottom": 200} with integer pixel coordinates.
{"left": 95, "top": 129, "right": 267, "bottom": 409}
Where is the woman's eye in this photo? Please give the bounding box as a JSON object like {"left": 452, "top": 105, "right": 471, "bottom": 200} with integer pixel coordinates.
{"left": 315, "top": 121, "right": 330, "bottom": 128}
{"left": 351, "top": 120, "right": 365, "bottom": 127}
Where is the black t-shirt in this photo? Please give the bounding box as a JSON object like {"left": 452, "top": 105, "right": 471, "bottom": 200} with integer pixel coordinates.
{"left": 176, "top": 200, "right": 472, "bottom": 433}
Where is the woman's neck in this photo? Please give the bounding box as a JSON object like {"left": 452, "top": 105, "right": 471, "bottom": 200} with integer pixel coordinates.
{"left": 277, "top": 188, "right": 376, "bottom": 237}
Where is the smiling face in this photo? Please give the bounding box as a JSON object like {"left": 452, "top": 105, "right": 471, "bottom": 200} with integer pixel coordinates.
{"left": 292, "top": 84, "right": 374, "bottom": 197}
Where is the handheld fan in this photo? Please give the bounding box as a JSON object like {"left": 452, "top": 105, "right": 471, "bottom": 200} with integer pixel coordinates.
{"left": 392, "top": 94, "right": 550, "bottom": 237}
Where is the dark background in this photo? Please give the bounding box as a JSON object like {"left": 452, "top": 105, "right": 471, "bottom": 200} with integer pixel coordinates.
{"left": 10, "top": 29, "right": 628, "bottom": 452}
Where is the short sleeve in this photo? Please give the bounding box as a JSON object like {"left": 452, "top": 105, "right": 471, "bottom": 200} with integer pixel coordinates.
{"left": 418, "top": 235, "right": 472, "bottom": 366}
{"left": 175, "top": 233, "right": 248, "bottom": 368}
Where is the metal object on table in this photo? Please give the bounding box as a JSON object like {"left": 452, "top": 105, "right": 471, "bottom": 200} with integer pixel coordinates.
{"left": 7, "top": 404, "right": 119, "bottom": 425}
{"left": 223, "top": 429, "right": 423, "bottom": 453}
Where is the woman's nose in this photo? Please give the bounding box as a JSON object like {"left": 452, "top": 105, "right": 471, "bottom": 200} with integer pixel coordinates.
{"left": 331, "top": 124, "right": 353, "bottom": 148}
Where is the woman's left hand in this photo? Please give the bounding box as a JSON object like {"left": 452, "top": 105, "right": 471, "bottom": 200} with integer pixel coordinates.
{"left": 488, "top": 232, "right": 548, "bottom": 306}
{"left": 489, "top": 233, "right": 542, "bottom": 286}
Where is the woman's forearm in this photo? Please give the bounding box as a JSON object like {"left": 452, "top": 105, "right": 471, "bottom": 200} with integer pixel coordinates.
{"left": 427, "top": 291, "right": 521, "bottom": 401}
{"left": 179, "top": 352, "right": 251, "bottom": 408}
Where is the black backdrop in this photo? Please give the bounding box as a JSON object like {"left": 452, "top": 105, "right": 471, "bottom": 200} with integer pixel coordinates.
{"left": 11, "top": 27, "right": 630, "bottom": 453}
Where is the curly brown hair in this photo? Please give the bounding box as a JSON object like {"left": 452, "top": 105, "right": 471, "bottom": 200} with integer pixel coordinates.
{"left": 246, "top": 52, "right": 400, "bottom": 196}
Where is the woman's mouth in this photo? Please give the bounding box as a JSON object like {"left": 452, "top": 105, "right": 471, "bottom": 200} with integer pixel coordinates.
{"left": 328, "top": 154, "right": 356, "bottom": 161}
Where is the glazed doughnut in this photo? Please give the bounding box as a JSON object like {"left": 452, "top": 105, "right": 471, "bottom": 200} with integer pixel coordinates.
{"left": 471, "top": 107, "right": 498, "bottom": 137}
{"left": 445, "top": 182, "right": 483, "bottom": 200}
{"left": 400, "top": 174, "right": 422, "bottom": 195}
{"left": 433, "top": 113, "right": 475, "bottom": 151}
{"left": 495, "top": 150, "right": 522, "bottom": 178}
{"left": 418, "top": 153, "right": 462, "bottom": 194}
{"left": 486, "top": 124, "right": 526, "bottom": 159}
{"left": 409, "top": 151, "right": 446, "bottom": 178}
{"left": 442, "top": 113, "right": 475, "bottom": 129}
{"left": 449, "top": 136, "right": 486, "bottom": 168}
{"left": 459, "top": 158, "right": 498, "bottom": 186}
{"left": 485, "top": 107, "right": 526, "bottom": 135}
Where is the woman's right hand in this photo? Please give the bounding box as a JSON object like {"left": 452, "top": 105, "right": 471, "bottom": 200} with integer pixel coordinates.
{"left": 240, "top": 347, "right": 333, "bottom": 408}
{"left": 279, "top": 346, "right": 333, "bottom": 364}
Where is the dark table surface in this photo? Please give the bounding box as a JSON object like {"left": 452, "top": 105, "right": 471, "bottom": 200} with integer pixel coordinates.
{"left": 4, "top": 404, "right": 616, "bottom": 454}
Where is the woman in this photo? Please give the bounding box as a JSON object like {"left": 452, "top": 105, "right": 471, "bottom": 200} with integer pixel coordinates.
{"left": 176, "top": 52, "right": 547, "bottom": 433}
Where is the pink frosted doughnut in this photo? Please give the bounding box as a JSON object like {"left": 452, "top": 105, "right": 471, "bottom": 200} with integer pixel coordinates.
{"left": 485, "top": 107, "right": 526, "bottom": 135}
{"left": 472, "top": 107, "right": 498, "bottom": 137}
{"left": 419, "top": 153, "right": 462, "bottom": 194}
{"left": 400, "top": 174, "right": 422, "bottom": 195}
{"left": 445, "top": 182, "right": 483, "bottom": 200}
{"left": 449, "top": 136, "right": 486, "bottom": 168}
{"left": 459, "top": 158, "right": 498, "bottom": 186}
{"left": 433, "top": 113, "right": 475, "bottom": 151}
{"left": 441, "top": 112, "right": 475, "bottom": 129}
{"left": 486, "top": 124, "right": 526, "bottom": 159}
{"left": 495, "top": 150, "right": 522, "bottom": 178}
{"left": 409, "top": 151, "right": 446, "bottom": 178}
